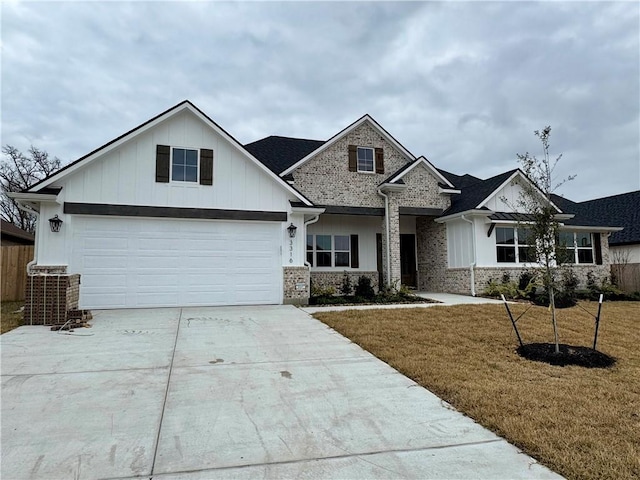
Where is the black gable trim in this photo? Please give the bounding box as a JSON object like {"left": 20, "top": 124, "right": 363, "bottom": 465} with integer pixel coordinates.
{"left": 64, "top": 203, "right": 287, "bottom": 222}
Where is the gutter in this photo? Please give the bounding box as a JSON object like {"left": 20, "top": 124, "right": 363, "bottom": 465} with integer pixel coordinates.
{"left": 13, "top": 201, "right": 39, "bottom": 274}
{"left": 461, "top": 214, "right": 477, "bottom": 297}
{"left": 303, "top": 213, "right": 322, "bottom": 268}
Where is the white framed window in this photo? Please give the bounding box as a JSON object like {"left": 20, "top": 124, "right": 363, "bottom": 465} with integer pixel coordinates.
{"left": 357, "top": 147, "right": 374, "bottom": 173}
{"left": 557, "top": 231, "right": 594, "bottom": 264}
{"left": 496, "top": 226, "right": 535, "bottom": 263}
{"left": 172, "top": 148, "right": 198, "bottom": 182}
{"left": 307, "top": 234, "right": 351, "bottom": 267}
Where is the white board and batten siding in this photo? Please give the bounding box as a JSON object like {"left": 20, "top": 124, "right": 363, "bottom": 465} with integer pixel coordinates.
{"left": 59, "top": 110, "right": 292, "bottom": 211}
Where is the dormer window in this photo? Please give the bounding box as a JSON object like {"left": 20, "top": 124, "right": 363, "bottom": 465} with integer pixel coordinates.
{"left": 357, "top": 147, "right": 374, "bottom": 172}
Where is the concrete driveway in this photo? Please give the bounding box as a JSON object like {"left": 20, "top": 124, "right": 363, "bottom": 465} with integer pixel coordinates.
{"left": 1, "top": 305, "right": 561, "bottom": 479}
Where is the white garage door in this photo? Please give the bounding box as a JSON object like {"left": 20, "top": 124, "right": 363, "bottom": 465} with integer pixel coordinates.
{"left": 69, "top": 216, "right": 282, "bottom": 309}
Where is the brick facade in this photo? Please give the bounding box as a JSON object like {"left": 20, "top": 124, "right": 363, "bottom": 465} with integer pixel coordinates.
{"left": 291, "top": 122, "right": 409, "bottom": 207}
{"left": 416, "top": 218, "right": 448, "bottom": 291}
{"left": 283, "top": 266, "right": 310, "bottom": 305}
{"left": 24, "top": 274, "right": 81, "bottom": 325}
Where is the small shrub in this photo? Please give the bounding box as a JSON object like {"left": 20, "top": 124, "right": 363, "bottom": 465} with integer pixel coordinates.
{"left": 354, "top": 276, "right": 375, "bottom": 299}
{"left": 485, "top": 279, "right": 518, "bottom": 299}
{"left": 340, "top": 272, "right": 353, "bottom": 296}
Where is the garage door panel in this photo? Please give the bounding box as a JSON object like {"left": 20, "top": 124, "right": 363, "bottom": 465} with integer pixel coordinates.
{"left": 70, "top": 217, "right": 282, "bottom": 309}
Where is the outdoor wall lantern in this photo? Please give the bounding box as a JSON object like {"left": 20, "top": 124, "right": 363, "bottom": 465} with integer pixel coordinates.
{"left": 287, "top": 223, "right": 297, "bottom": 238}
{"left": 48, "top": 215, "right": 63, "bottom": 233}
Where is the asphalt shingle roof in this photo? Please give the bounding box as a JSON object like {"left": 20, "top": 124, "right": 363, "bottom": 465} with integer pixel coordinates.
{"left": 443, "top": 169, "right": 518, "bottom": 215}
{"left": 244, "top": 136, "right": 325, "bottom": 174}
{"left": 552, "top": 191, "right": 639, "bottom": 245}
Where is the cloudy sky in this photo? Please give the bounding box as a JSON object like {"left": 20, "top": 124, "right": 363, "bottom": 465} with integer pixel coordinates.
{"left": 2, "top": 1, "right": 638, "bottom": 201}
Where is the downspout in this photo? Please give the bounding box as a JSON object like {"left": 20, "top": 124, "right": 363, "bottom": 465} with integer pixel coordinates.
{"left": 377, "top": 187, "right": 391, "bottom": 287}
{"left": 461, "top": 214, "right": 477, "bottom": 296}
{"left": 15, "top": 201, "right": 39, "bottom": 274}
{"left": 303, "top": 214, "right": 321, "bottom": 267}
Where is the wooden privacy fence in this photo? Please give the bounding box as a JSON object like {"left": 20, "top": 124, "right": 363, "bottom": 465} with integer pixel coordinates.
{"left": 611, "top": 263, "right": 640, "bottom": 294}
{"left": 1, "top": 245, "right": 34, "bottom": 301}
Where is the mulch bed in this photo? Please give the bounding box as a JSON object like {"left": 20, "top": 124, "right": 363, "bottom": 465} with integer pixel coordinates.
{"left": 517, "top": 343, "right": 616, "bottom": 368}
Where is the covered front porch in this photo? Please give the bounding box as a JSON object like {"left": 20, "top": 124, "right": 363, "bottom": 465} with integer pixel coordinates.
{"left": 305, "top": 208, "right": 444, "bottom": 293}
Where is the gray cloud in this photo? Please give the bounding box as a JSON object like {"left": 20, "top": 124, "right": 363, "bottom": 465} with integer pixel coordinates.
{"left": 2, "top": 1, "right": 638, "bottom": 201}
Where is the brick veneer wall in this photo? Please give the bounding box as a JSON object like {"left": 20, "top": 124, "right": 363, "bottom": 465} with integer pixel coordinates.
{"left": 291, "top": 122, "right": 409, "bottom": 207}
{"left": 283, "top": 266, "right": 310, "bottom": 305}
{"left": 24, "top": 274, "right": 81, "bottom": 325}
{"left": 310, "top": 271, "right": 379, "bottom": 295}
{"left": 417, "top": 218, "right": 448, "bottom": 291}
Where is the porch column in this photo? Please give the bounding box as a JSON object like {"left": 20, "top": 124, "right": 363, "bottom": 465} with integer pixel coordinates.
{"left": 381, "top": 195, "right": 402, "bottom": 288}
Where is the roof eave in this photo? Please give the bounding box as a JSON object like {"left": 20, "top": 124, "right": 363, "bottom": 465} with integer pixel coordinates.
{"left": 435, "top": 209, "right": 494, "bottom": 223}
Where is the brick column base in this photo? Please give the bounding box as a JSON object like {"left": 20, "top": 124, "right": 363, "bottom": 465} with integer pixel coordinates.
{"left": 24, "top": 274, "right": 81, "bottom": 325}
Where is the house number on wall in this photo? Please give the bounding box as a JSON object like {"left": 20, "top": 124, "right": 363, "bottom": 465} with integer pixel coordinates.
{"left": 289, "top": 239, "right": 293, "bottom": 264}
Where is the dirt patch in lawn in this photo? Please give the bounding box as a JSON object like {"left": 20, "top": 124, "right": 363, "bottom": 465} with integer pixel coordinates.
{"left": 315, "top": 301, "right": 640, "bottom": 480}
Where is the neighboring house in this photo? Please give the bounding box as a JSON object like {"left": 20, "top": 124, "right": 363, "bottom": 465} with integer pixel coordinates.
{"left": 11, "top": 101, "right": 623, "bottom": 310}
{"left": 1, "top": 220, "right": 35, "bottom": 246}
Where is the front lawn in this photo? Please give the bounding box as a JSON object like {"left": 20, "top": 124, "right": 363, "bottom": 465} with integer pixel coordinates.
{"left": 1, "top": 301, "right": 24, "bottom": 334}
{"left": 315, "top": 301, "right": 640, "bottom": 480}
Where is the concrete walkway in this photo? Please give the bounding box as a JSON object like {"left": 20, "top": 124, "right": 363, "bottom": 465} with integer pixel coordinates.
{"left": 302, "top": 292, "right": 503, "bottom": 314}
{"left": 1, "top": 305, "right": 560, "bottom": 479}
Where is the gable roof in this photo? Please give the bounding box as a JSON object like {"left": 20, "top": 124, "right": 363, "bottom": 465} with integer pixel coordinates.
{"left": 244, "top": 136, "right": 325, "bottom": 174}
{"left": 437, "top": 169, "right": 482, "bottom": 189}
{"left": 26, "top": 101, "right": 313, "bottom": 206}
{"left": 381, "top": 156, "right": 455, "bottom": 188}
{"left": 443, "top": 169, "right": 519, "bottom": 216}
{"left": 1, "top": 220, "right": 35, "bottom": 244}
{"left": 280, "top": 114, "right": 415, "bottom": 176}
{"left": 552, "top": 191, "right": 639, "bottom": 245}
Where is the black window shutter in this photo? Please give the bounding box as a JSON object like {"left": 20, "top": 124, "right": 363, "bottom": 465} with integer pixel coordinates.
{"left": 594, "top": 233, "right": 602, "bottom": 265}
{"left": 200, "top": 149, "right": 214, "bottom": 185}
{"left": 375, "top": 148, "right": 384, "bottom": 174}
{"left": 348, "top": 145, "right": 357, "bottom": 172}
{"left": 156, "top": 145, "right": 170, "bottom": 183}
{"left": 350, "top": 234, "right": 359, "bottom": 268}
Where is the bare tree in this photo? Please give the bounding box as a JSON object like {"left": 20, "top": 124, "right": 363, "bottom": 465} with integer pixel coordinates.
{"left": 516, "top": 127, "right": 575, "bottom": 354}
{"left": 1, "top": 145, "right": 61, "bottom": 233}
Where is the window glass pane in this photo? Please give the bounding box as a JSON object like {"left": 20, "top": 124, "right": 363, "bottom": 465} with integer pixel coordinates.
{"left": 334, "top": 235, "right": 350, "bottom": 251}
{"left": 335, "top": 252, "right": 350, "bottom": 267}
{"left": 558, "top": 231, "right": 574, "bottom": 247}
{"left": 518, "top": 246, "right": 535, "bottom": 263}
{"left": 556, "top": 248, "right": 575, "bottom": 264}
{"left": 578, "top": 249, "right": 593, "bottom": 264}
{"left": 497, "top": 246, "right": 516, "bottom": 263}
{"left": 172, "top": 164, "right": 184, "bottom": 181}
{"left": 185, "top": 166, "right": 197, "bottom": 182}
{"left": 186, "top": 149, "right": 198, "bottom": 166}
{"left": 316, "top": 235, "right": 331, "bottom": 251}
{"left": 173, "top": 148, "right": 186, "bottom": 165}
{"left": 306, "top": 252, "right": 314, "bottom": 266}
{"left": 576, "top": 232, "right": 592, "bottom": 247}
{"left": 517, "top": 228, "right": 533, "bottom": 245}
{"left": 306, "top": 235, "right": 313, "bottom": 251}
{"left": 316, "top": 252, "right": 331, "bottom": 267}
{"left": 496, "top": 227, "right": 515, "bottom": 245}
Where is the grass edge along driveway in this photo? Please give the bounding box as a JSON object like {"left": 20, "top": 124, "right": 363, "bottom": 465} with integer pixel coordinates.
{"left": 314, "top": 301, "right": 640, "bottom": 480}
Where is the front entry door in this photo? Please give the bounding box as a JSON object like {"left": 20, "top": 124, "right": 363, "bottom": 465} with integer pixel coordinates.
{"left": 400, "top": 234, "right": 417, "bottom": 287}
